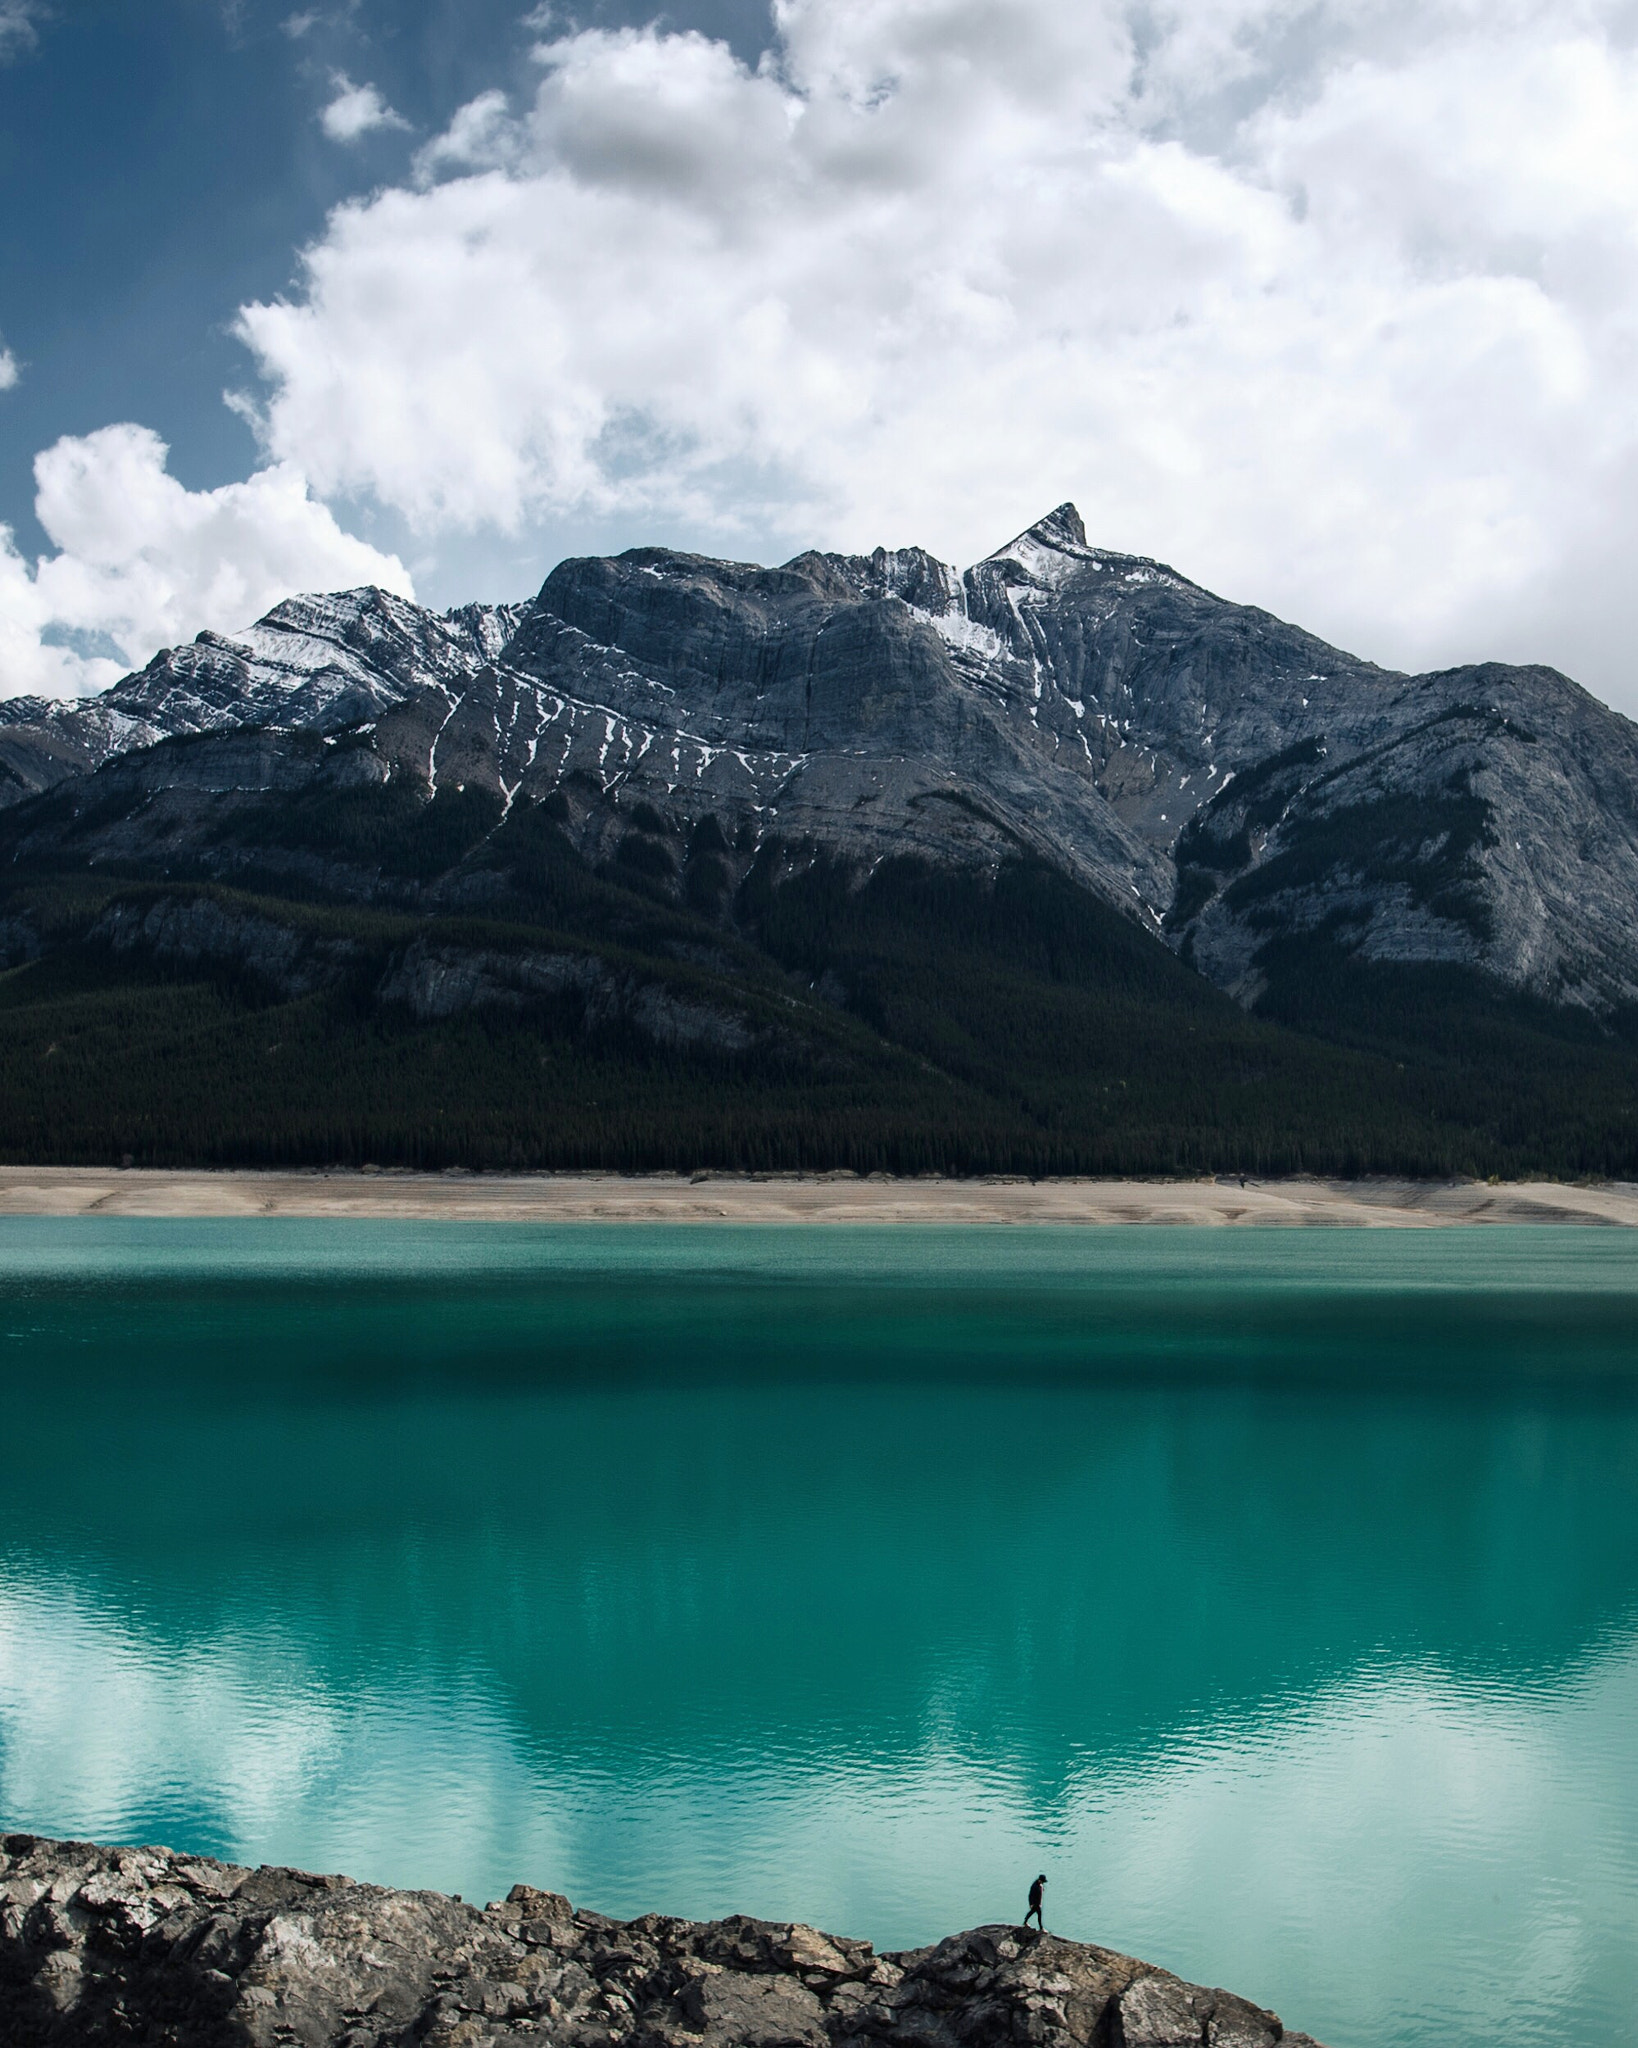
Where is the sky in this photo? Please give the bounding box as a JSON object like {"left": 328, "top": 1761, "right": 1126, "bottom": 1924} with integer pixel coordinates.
{"left": 5, "top": 0, "right": 1638, "bottom": 710}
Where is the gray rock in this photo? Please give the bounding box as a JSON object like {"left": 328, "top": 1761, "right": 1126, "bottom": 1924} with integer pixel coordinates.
{"left": 1112, "top": 1973, "right": 1295, "bottom": 2048}
{"left": 376, "top": 936, "right": 763, "bottom": 1051}
{"left": 681, "top": 1970, "right": 829, "bottom": 2046}
{"left": 0, "top": 1836, "right": 1331, "bottom": 2048}
{"left": 376, "top": 937, "right": 609, "bottom": 1020}
{"left": 91, "top": 895, "right": 360, "bottom": 999}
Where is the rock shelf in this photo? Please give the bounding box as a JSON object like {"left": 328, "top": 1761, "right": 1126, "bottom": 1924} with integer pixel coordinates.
{"left": 0, "top": 1836, "right": 1327, "bottom": 2048}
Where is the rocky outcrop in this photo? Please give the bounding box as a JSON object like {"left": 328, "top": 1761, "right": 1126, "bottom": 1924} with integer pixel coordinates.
{"left": 377, "top": 937, "right": 761, "bottom": 1052}
{"left": 0, "top": 1835, "right": 1327, "bottom": 2048}
{"left": 91, "top": 897, "right": 360, "bottom": 1001}
{"left": 81, "top": 898, "right": 767, "bottom": 1053}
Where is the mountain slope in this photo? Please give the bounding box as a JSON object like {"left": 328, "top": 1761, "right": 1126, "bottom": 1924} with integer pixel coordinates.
{"left": 3, "top": 505, "right": 1638, "bottom": 1172}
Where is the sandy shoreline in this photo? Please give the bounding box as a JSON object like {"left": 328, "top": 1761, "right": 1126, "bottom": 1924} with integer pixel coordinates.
{"left": 0, "top": 1165, "right": 1634, "bottom": 1225}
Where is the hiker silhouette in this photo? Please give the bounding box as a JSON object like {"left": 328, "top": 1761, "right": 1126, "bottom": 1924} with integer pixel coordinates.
{"left": 1024, "top": 1874, "right": 1046, "bottom": 1931}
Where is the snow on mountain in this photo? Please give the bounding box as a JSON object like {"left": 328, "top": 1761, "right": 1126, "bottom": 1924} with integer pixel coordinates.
{"left": 0, "top": 588, "right": 527, "bottom": 805}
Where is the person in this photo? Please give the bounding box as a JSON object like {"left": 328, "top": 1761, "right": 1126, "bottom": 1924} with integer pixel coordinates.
{"left": 1024, "top": 1874, "right": 1046, "bottom": 1931}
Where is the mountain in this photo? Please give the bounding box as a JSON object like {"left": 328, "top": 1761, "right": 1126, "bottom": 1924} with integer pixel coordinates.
{"left": 0, "top": 589, "right": 521, "bottom": 801}
{"left": 2, "top": 505, "right": 1637, "bottom": 1176}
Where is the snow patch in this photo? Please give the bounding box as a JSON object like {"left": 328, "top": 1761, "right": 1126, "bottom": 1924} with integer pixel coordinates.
{"left": 920, "top": 608, "right": 1007, "bottom": 661}
{"left": 992, "top": 533, "right": 1088, "bottom": 590}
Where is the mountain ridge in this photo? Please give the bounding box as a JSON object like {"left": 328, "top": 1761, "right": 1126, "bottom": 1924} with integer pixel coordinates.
{"left": 5, "top": 501, "right": 1635, "bottom": 1012}
{"left": 2, "top": 505, "right": 1637, "bottom": 1177}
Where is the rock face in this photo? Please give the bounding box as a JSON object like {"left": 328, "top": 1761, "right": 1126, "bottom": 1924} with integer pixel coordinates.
{"left": 0, "top": 1835, "right": 1327, "bottom": 2048}
{"left": 8, "top": 501, "right": 1638, "bottom": 1013}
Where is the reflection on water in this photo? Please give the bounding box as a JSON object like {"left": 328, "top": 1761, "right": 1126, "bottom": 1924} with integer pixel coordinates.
{"left": 2, "top": 1222, "right": 1637, "bottom": 2048}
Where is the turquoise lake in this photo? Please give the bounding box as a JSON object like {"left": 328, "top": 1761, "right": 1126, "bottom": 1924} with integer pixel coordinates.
{"left": 2, "top": 1220, "right": 1637, "bottom": 2048}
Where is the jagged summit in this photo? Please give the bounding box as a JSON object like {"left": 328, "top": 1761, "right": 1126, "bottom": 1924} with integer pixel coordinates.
{"left": 991, "top": 499, "right": 1090, "bottom": 558}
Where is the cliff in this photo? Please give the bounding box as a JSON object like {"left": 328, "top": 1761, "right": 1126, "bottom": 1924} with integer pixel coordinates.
{"left": 0, "top": 1835, "right": 1327, "bottom": 2048}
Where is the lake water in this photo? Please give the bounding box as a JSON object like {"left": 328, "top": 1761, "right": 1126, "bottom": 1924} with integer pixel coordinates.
{"left": 2, "top": 1221, "right": 1636, "bottom": 2048}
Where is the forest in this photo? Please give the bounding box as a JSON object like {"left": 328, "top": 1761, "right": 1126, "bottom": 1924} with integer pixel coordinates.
{"left": 1, "top": 782, "right": 1635, "bottom": 1178}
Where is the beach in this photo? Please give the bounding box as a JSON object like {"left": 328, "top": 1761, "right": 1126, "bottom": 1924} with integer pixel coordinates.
{"left": 0, "top": 1166, "right": 1634, "bottom": 1224}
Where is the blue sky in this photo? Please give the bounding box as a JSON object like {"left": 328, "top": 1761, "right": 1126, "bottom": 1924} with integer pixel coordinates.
{"left": 0, "top": 0, "right": 766, "bottom": 575}
{"left": 6, "top": 0, "right": 1638, "bottom": 708}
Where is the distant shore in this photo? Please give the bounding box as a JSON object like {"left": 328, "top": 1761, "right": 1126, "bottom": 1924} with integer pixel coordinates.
{"left": 0, "top": 1165, "right": 1635, "bottom": 1225}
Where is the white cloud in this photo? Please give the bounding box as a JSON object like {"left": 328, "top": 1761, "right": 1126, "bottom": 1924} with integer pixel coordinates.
{"left": 320, "top": 73, "right": 409, "bottom": 145}
{"left": 229, "top": 0, "right": 1638, "bottom": 706}
{"left": 411, "top": 89, "right": 519, "bottom": 181}
{"left": 0, "top": 348, "right": 17, "bottom": 392}
{"left": 0, "top": 1, "right": 41, "bottom": 63}
{"left": 0, "top": 425, "right": 413, "bottom": 701}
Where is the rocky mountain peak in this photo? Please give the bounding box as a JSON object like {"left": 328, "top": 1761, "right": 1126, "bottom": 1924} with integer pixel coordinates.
{"left": 251, "top": 584, "right": 403, "bottom": 638}
{"left": 6, "top": 508, "right": 1638, "bottom": 1021}
{"left": 983, "top": 501, "right": 1092, "bottom": 576}
{"left": 1024, "top": 500, "right": 1089, "bottom": 550}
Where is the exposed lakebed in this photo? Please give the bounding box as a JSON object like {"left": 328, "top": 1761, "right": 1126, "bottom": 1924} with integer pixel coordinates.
{"left": 1, "top": 1222, "right": 1635, "bottom": 2048}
